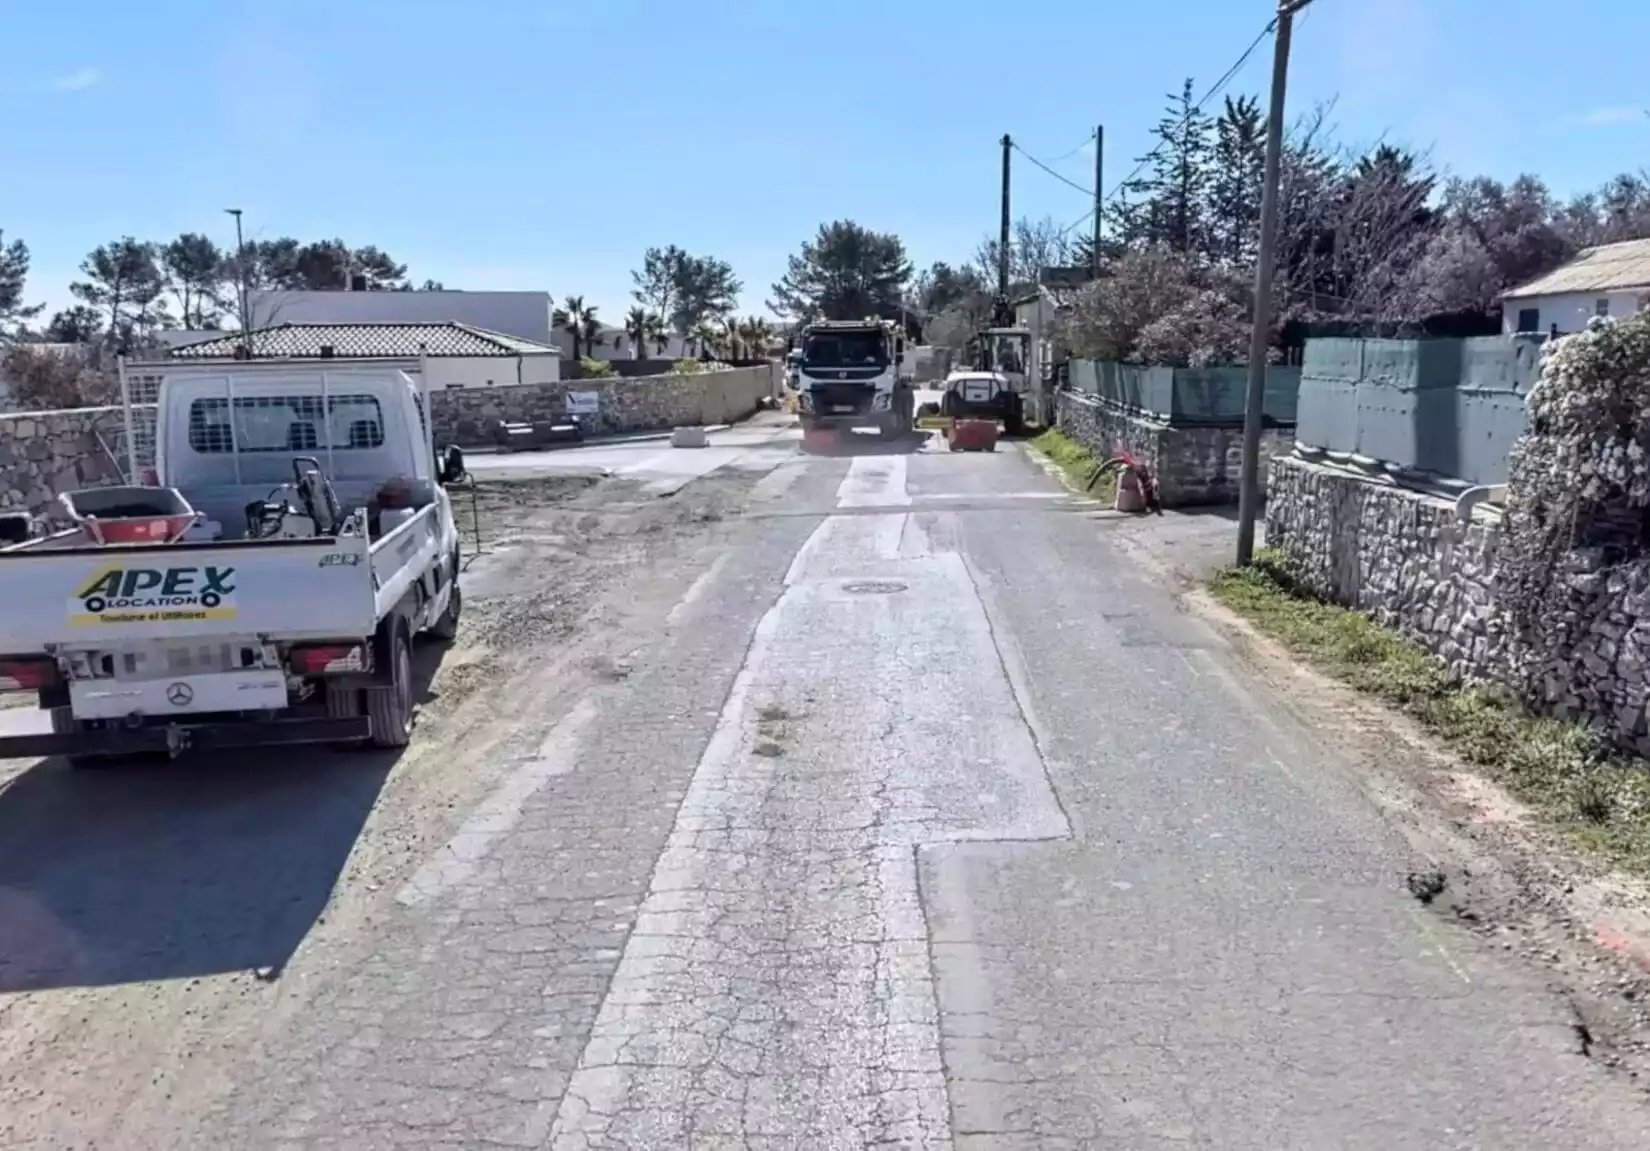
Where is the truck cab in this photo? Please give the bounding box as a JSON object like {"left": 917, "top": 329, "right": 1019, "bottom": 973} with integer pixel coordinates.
{"left": 794, "top": 318, "right": 914, "bottom": 438}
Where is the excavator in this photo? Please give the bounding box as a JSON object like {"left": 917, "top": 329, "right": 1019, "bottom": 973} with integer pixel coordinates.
{"left": 938, "top": 296, "right": 1032, "bottom": 436}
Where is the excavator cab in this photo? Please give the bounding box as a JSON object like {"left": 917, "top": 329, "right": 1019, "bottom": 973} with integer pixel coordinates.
{"left": 967, "top": 329, "right": 1031, "bottom": 390}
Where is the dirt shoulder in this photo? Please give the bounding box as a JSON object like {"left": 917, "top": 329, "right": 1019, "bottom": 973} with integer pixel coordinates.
{"left": 1181, "top": 563, "right": 1650, "bottom": 1085}
{"left": 0, "top": 467, "right": 773, "bottom": 1148}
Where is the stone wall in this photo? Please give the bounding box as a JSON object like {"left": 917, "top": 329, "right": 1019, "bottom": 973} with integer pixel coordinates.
{"left": 430, "top": 364, "right": 777, "bottom": 445}
{"left": 1266, "top": 454, "right": 1650, "bottom": 755}
{"left": 0, "top": 405, "right": 154, "bottom": 517}
{"left": 1056, "top": 389, "right": 1293, "bottom": 507}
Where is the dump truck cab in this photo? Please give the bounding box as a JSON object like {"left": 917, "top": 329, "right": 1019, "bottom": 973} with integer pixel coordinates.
{"left": 794, "top": 318, "right": 914, "bottom": 438}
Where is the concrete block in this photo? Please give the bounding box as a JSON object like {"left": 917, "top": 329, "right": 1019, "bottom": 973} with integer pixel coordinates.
{"left": 670, "top": 426, "right": 709, "bottom": 449}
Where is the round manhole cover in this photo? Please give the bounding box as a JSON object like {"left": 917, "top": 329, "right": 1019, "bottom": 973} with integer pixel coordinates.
{"left": 842, "top": 579, "right": 909, "bottom": 595}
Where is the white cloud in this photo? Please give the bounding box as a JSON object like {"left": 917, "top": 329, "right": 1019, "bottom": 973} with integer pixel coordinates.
{"left": 53, "top": 67, "right": 102, "bottom": 92}
{"left": 1574, "top": 106, "right": 1644, "bottom": 127}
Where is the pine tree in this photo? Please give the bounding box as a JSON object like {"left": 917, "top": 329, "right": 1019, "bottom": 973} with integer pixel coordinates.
{"left": 1125, "top": 79, "right": 1215, "bottom": 257}
{"left": 1206, "top": 95, "right": 1266, "bottom": 267}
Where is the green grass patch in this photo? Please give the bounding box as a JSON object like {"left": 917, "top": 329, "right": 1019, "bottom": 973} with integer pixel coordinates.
{"left": 1028, "top": 428, "right": 1116, "bottom": 502}
{"left": 1210, "top": 548, "right": 1650, "bottom": 875}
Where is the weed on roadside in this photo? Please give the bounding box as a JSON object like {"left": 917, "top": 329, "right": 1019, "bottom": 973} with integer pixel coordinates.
{"left": 1028, "top": 429, "right": 1117, "bottom": 503}
{"left": 1209, "top": 549, "right": 1650, "bottom": 876}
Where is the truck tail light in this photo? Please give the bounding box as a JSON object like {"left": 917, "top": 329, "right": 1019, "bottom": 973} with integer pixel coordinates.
{"left": 0, "top": 657, "right": 56, "bottom": 692}
{"left": 289, "top": 644, "right": 368, "bottom": 676}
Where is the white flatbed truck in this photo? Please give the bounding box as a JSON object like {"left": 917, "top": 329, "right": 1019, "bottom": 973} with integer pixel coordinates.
{"left": 0, "top": 362, "right": 468, "bottom": 767}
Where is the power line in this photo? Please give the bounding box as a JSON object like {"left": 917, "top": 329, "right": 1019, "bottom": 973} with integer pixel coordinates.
{"left": 1047, "top": 130, "right": 1097, "bottom": 164}
{"left": 1056, "top": 17, "right": 1278, "bottom": 239}
{"left": 1011, "top": 141, "right": 1095, "bottom": 198}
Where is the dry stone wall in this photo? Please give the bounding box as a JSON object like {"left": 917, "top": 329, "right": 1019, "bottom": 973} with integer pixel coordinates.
{"left": 430, "top": 365, "right": 777, "bottom": 446}
{"left": 0, "top": 405, "right": 154, "bottom": 517}
{"left": 1266, "top": 453, "right": 1650, "bottom": 757}
{"left": 1056, "top": 390, "right": 1292, "bottom": 507}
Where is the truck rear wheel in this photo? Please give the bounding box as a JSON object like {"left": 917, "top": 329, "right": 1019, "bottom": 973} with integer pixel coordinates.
{"left": 1002, "top": 396, "right": 1025, "bottom": 438}
{"left": 39, "top": 686, "right": 113, "bottom": 770}
{"left": 365, "top": 622, "right": 414, "bottom": 749}
{"left": 49, "top": 706, "right": 110, "bottom": 770}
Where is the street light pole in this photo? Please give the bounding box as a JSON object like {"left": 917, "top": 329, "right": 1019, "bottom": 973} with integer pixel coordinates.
{"left": 1235, "top": 0, "right": 1309, "bottom": 566}
{"left": 225, "top": 208, "right": 251, "bottom": 357}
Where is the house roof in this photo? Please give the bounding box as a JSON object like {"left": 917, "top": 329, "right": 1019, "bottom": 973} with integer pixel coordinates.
{"left": 165, "top": 321, "right": 560, "bottom": 360}
{"left": 1503, "top": 238, "right": 1650, "bottom": 299}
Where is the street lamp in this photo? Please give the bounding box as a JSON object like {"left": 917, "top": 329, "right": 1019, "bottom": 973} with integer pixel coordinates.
{"left": 224, "top": 208, "right": 251, "bottom": 356}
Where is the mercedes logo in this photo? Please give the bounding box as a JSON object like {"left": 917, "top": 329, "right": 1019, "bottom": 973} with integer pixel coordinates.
{"left": 166, "top": 682, "right": 194, "bottom": 707}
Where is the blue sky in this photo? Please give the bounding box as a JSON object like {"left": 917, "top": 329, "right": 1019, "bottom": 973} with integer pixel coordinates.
{"left": 2, "top": 0, "right": 1647, "bottom": 325}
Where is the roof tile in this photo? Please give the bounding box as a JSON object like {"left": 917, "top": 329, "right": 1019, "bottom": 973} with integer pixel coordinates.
{"left": 166, "top": 322, "right": 558, "bottom": 359}
{"left": 1504, "top": 238, "right": 1650, "bottom": 299}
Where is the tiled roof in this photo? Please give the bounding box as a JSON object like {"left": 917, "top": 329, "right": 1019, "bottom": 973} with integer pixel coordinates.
{"left": 166, "top": 322, "right": 560, "bottom": 360}
{"left": 1503, "top": 238, "right": 1650, "bottom": 299}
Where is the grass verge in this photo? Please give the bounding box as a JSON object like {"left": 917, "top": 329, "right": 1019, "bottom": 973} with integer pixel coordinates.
{"left": 1209, "top": 548, "right": 1650, "bottom": 876}
{"left": 1028, "top": 428, "right": 1116, "bottom": 502}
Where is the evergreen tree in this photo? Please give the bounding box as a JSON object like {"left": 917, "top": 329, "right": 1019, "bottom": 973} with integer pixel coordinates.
{"left": 1206, "top": 95, "right": 1266, "bottom": 267}
{"left": 1125, "top": 79, "right": 1215, "bottom": 256}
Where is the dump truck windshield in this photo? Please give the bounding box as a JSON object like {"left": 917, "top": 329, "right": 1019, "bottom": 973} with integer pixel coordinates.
{"left": 802, "top": 331, "right": 888, "bottom": 368}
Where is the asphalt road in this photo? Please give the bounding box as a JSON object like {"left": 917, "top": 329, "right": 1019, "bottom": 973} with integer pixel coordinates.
{"left": 2, "top": 424, "right": 1648, "bottom": 1148}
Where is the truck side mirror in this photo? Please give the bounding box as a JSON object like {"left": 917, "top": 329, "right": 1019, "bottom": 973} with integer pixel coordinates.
{"left": 439, "top": 445, "right": 467, "bottom": 485}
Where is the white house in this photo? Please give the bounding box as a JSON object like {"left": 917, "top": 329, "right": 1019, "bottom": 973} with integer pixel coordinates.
{"left": 245, "top": 289, "right": 556, "bottom": 346}
{"left": 1501, "top": 238, "right": 1650, "bottom": 335}
{"left": 146, "top": 321, "right": 561, "bottom": 391}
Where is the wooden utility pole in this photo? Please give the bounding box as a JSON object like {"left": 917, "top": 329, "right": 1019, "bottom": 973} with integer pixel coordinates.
{"left": 1236, "top": 1, "right": 1310, "bottom": 565}
{"left": 1092, "top": 125, "right": 1104, "bottom": 277}
{"left": 998, "top": 134, "right": 1013, "bottom": 309}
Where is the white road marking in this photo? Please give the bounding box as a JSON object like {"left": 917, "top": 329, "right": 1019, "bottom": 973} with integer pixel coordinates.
{"left": 549, "top": 446, "right": 1067, "bottom": 1147}
{"left": 748, "top": 459, "right": 808, "bottom": 501}
{"left": 836, "top": 453, "right": 909, "bottom": 507}
{"left": 666, "top": 553, "right": 729, "bottom": 626}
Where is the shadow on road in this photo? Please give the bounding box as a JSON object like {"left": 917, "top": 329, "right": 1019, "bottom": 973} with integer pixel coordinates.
{"left": 0, "top": 643, "right": 449, "bottom": 994}
{"left": 799, "top": 429, "right": 935, "bottom": 458}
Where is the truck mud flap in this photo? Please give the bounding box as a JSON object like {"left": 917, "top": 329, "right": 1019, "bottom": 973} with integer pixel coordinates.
{"left": 0, "top": 716, "right": 372, "bottom": 761}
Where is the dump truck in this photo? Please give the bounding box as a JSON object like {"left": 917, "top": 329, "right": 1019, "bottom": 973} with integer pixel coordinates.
{"left": 794, "top": 317, "right": 914, "bottom": 438}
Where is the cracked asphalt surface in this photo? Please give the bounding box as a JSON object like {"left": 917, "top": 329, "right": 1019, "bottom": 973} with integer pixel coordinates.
{"left": 3, "top": 424, "right": 1650, "bottom": 1148}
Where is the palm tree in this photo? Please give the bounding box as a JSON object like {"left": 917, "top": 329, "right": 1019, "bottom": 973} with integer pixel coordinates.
{"left": 719, "top": 319, "right": 742, "bottom": 359}
{"left": 738, "top": 316, "right": 775, "bottom": 360}
{"left": 552, "top": 295, "right": 597, "bottom": 359}
{"left": 579, "top": 311, "right": 604, "bottom": 358}
{"left": 646, "top": 313, "right": 671, "bottom": 357}
{"left": 623, "top": 307, "right": 651, "bottom": 360}
{"left": 689, "top": 319, "right": 721, "bottom": 359}
{"left": 755, "top": 317, "right": 777, "bottom": 357}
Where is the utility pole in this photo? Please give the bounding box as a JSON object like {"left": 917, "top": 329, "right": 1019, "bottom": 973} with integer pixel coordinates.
{"left": 1235, "top": 1, "right": 1309, "bottom": 566}
{"left": 1091, "top": 125, "right": 1104, "bottom": 278}
{"left": 997, "top": 133, "right": 1013, "bottom": 312}
{"left": 225, "top": 208, "right": 252, "bottom": 357}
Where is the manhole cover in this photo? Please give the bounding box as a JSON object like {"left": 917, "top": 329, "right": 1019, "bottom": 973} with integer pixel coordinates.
{"left": 842, "top": 579, "right": 909, "bottom": 595}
